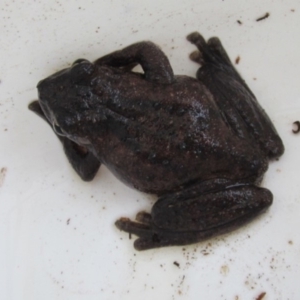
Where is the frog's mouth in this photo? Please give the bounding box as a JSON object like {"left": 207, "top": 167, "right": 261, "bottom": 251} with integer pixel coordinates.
{"left": 51, "top": 117, "right": 91, "bottom": 146}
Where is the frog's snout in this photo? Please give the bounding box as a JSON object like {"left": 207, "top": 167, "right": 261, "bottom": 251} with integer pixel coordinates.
{"left": 36, "top": 78, "right": 46, "bottom": 89}
{"left": 36, "top": 76, "right": 55, "bottom": 103}
{"left": 36, "top": 68, "right": 69, "bottom": 94}
{"left": 36, "top": 78, "right": 48, "bottom": 101}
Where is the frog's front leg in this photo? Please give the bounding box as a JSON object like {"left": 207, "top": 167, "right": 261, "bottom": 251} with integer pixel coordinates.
{"left": 28, "top": 101, "right": 100, "bottom": 181}
{"left": 115, "top": 184, "right": 272, "bottom": 250}
{"left": 187, "top": 32, "right": 284, "bottom": 159}
{"left": 94, "top": 42, "right": 174, "bottom": 84}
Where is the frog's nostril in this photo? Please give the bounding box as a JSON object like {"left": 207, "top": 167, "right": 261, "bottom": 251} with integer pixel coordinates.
{"left": 37, "top": 77, "right": 52, "bottom": 98}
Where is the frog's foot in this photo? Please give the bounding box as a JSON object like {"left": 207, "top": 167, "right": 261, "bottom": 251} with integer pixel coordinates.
{"left": 187, "top": 32, "right": 232, "bottom": 67}
{"left": 115, "top": 185, "right": 273, "bottom": 250}
{"left": 29, "top": 101, "right": 100, "bottom": 181}
{"left": 115, "top": 215, "right": 185, "bottom": 251}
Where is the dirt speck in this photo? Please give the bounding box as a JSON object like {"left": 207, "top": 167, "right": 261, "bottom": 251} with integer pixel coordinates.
{"left": 237, "top": 20, "right": 242, "bottom": 25}
{"left": 292, "top": 121, "right": 300, "bottom": 133}
{"left": 180, "top": 275, "right": 185, "bottom": 284}
{"left": 288, "top": 240, "right": 293, "bottom": 245}
{"left": 256, "top": 292, "right": 266, "bottom": 300}
{"left": 220, "top": 265, "right": 229, "bottom": 276}
{"left": 173, "top": 261, "right": 180, "bottom": 268}
{"left": 256, "top": 13, "right": 270, "bottom": 22}
{"left": 66, "top": 218, "right": 70, "bottom": 225}
{"left": 235, "top": 56, "right": 240, "bottom": 64}
{"left": 0, "top": 167, "right": 7, "bottom": 187}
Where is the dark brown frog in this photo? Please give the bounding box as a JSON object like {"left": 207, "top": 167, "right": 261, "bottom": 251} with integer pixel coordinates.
{"left": 29, "top": 32, "right": 284, "bottom": 250}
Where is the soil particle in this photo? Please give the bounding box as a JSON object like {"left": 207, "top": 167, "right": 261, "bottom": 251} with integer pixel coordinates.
{"left": 256, "top": 13, "right": 270, "bottom": 22}
{"left": 256, "top": 292, "right": 266, "bottom": 300}
{"left": 292, "top": 121, "right": 300, "bottom": 133}
{"left": 0, "top": 167, "right": 7, "bottom": 187}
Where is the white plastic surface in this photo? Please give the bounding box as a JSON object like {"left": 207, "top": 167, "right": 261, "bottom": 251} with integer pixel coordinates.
{"left": 1, "top": 1, "right": 300, "bottom": 299}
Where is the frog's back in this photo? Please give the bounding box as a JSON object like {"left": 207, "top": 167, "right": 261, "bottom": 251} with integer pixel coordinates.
{"left": 87, "top": 70, "right": 266, "bottom": 194}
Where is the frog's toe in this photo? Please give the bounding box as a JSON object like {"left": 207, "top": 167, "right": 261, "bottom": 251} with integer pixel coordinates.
{"left": 135, "top": 211, "right": 152, "bottom": 224}
{"left": 187, "top": 31, "right": 232, "bottom": 67}
{"left": 133, "top": 234, "right": 163, "bottom": 251}
{"left": 189, "top": 50, "right": 204, "bottom": 64}
{"left": 115, "top": 217, "right": 152, "bottom": 237}
{"left": 186, "top": 32, "right": 206, "bottom": 46}
{"left": 115, "top": 216, "right": 167, "bottom": 250}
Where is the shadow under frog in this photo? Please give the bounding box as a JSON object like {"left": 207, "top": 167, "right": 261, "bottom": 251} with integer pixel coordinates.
{"left": 29, "top": 32, "right": 284, "bottom": 250}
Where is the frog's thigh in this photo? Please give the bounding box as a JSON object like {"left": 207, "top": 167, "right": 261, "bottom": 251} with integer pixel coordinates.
{"left": 153, "top": 185, "right": 272, "bottom": 232}
{"left": 148, "top": 185, "right": 272, "bottom": 248}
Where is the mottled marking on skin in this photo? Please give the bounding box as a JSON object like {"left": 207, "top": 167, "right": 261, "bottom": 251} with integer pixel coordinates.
{"left": 189, "top": 100, "right": 209, "bottom": 129}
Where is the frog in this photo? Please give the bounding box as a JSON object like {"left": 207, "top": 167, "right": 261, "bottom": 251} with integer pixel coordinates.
{"left": 29, "top": 32, "right": 284, "bottom": 250}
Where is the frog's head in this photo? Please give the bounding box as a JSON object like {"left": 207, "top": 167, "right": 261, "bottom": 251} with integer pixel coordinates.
{"left": 37, "top": 60, "right": 98, "bottom": 145}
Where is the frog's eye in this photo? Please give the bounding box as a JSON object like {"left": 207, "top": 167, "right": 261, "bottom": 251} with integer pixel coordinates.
{"left": 53, "top": 122, "right": 65, "bottom": 136}
{"left": 72, "top": 59, "right": 89, "bottom": 66}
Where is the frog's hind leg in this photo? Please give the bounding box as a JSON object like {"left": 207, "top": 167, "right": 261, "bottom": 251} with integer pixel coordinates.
{"left": 115, "top": 184, "right": 272, "bottom": 250}
{"left": 187, "top": 32, "right": 284, "bottom": 159}
{"left": 29, "top": 101, "right": 100, "bottom": 181}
